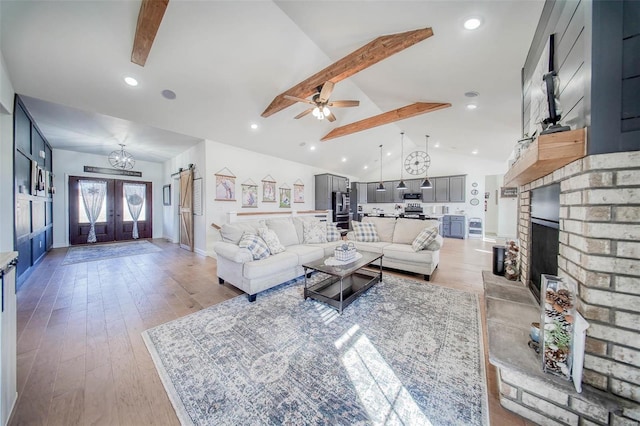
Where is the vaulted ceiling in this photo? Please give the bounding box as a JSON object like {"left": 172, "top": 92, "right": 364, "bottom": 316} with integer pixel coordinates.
{"left": 0, "top": 0, "right": 544, "bottom": 180}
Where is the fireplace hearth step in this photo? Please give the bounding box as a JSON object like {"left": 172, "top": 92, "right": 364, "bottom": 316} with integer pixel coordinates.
{"left": 482, "top": 271, "right": 629, "bottom": 425}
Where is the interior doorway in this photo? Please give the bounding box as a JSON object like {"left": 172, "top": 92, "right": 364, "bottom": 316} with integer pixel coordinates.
{"left": 68, "top": 176, "right": 153, "bottom": 245}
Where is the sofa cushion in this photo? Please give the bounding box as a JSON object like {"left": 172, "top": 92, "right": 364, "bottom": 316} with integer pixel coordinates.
{"left": 220, "top": 220, "right": 265, "bottom": 244}
{"left": 326, "top": 222, "right": 341, "bottom": 242}
{"left": 350, "top": 241, "right": 391, "bottom": 254}
{"left": 393, "top": 219, "right": 438, "bottom": 244}
{"left": 362, "top": 216, "right": 396, "bottom": 242}
{"left": 303, "top": 221, "right": 327, "bottom": 244}
{"left": 242, "top": 251, "right": 299, "bottom": 280}
{"left": 411, "top": 226, "right": 439, "bottom": 252}
{"left": 285, "top": 244, "right": 325, "bottom": 265}
{"left": 257, "top": 227, "right": 285, "bottom": 254}
{"left": 238, "top": 232, "right": 271, "bottom": 260}
{"left": 383, "top": 243, "right": 434, "bottom": 263}
{"left": 353, "top": 222, "right": 380, "bottom": 242}
{"left": 266, "top": 218, "right": 299, "bottom": 247}
{"left": 213, "top": 241, "right": 253, "bottom": 263}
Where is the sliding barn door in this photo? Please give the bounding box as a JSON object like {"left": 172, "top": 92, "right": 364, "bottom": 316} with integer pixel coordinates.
{"left": 179, "top": 169, "right": 194, "bottom": 251}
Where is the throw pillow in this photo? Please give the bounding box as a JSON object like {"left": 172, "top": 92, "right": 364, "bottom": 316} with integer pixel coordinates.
{"left": 303, "top": 221, "right": 328, "bottom": 244}
{"left": 426, "top": 234, "right": 444, "bottom": 251}
{"left": 353, "top": 222, "right": 380, "bottom": 242}
{"left": 257, "top": 227, "right": 285, "bottom": 254}
{"left": 411, "top": 226, "right": 439, "bottom": 252}
{"left": 238, "top": 232, "right": 271, "bottom": 260}
{"left": 326, "top": 222, "right": 341, "bottom": 242}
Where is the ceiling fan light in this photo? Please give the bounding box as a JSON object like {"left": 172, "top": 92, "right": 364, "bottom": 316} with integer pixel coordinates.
{"left": 420, "top": 178, "right": 432, "bottom": 189}
{"left": 312, "top": 107, "right": 320, "bottom": 117}
{"left": 317, "top": 112, "right": 325, "bottom": 120}
{"left": 376, "top": 182, "right": 386, "bottom": 192}
{"left": 322, "top": 106, "right": 330, "bottom": 116}
{"left": 396, "top": 180, "right": 407, "bottom": 190}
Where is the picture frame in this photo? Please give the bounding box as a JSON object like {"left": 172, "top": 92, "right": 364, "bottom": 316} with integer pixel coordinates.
{"left": 163, "top": 184, "right": 171, "bottom": 206}
{"left": 215, "top": 174, "right": 236, "bottom": 201}
{"left": 279, "top": 187, "right": 291, "bottom": 208}
{"left": 294, "top": 183, "right": 304, "bottom": 203}
{"left": 262, "top": 177, "right": 276, "bottom": 203}
{"left": 241, "top": 183, "right": 258, "bottom": 208}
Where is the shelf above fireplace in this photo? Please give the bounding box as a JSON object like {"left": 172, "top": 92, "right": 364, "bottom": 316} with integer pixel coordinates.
{"left": 504, "top": 128, "right": 586, "bottom": 187}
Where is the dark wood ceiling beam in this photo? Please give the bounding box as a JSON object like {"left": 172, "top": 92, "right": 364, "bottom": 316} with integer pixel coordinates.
{"left": 261, "top": 27, "right": 433, "bottom": 118}
{"left": 320, "top": 102, "right": 451, "bottom": 141}
{"left": 131, "top": 0, "right": 169, "bottom": 67}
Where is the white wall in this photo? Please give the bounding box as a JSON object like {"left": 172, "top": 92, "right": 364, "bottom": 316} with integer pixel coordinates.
{"left": 484, "top": 174, "right": 518, "bottom": 239}
{"left": 0, "top": 51, "right": 15, "bottom": 252}
{"left": 484, "top": 175, "right": 499, "bottom": 234}
{"left": 52, "top": 149, "right": 164, "bottom": 248}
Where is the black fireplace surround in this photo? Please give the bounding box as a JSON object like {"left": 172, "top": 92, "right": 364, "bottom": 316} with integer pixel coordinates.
{"left": 529, "top": 183, "right": 560, "bottom": 303}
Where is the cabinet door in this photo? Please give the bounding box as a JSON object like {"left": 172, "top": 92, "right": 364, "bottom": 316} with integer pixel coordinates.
{"left": 367, "top": 183, "right": 378, "bottom": 203}
{"left": 406, "top": 179, "right": 420, "bottom": 194}
{"left": 315, "top": 175, "right": 331, "bottom": 209}
{"left": 332, "top": 176, "right": 347, "bottom": 192}
{"left": 390, "top": 181, "right": 402, "bottom": 203}
{"left": 422, "top": 185, "right": 435, "bottom": 202}
{"left": 450, "top": 220, "right": 465, "bottom": 239}
{"left": 434, "top": 177, "right": 449, "bottom": 202}
{"left": 358, "top": 183, "right": 368, "bottom": 203}
{"left": 449, "top": 176, "right": 466, "bottom": 202}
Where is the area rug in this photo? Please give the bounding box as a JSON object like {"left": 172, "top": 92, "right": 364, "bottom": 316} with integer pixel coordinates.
{"left": 61, "top": 240, "right": 162, "bottom": 265}
{"left": 143, "top": 274, "right": 488, "bottom": 426}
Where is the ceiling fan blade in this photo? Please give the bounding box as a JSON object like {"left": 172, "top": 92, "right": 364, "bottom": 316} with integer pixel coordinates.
{"left": 327, "top": 112, "right": 337, "bottom": 122}
{"left": 328, "top": 100, "right": 360, "bottom": 108}
{"left": 294, "top": 108, "right": 314, "bottom": 119}
{"left": 284, "top": 95, "right": 315, "bottom": 105}
{"left": 318, "top": 81, "right": 335, "bottom": 103}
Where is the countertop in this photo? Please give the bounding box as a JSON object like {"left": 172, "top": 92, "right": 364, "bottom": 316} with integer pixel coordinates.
{"left": 361, "top": 213, "right": 445, "bottom": 220}
{"left": 0, "top": 251, "right": 19, "bottom": 272}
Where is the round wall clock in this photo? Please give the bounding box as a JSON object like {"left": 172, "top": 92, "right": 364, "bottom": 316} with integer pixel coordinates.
{"left": 470, "top": 198, "right": 480, "bottom": 206}
{"left": 404, "top": 151, "right": 431, "bottom": 175}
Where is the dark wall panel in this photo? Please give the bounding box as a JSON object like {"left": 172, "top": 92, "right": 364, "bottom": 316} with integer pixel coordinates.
{"left": 32, "top": 200, "right": 45, "bottom": 232}
{"left": 16, "top": 240, "right": 31, "bottom": 277}
{"left": 14, "top": 103, "right": 31, "bottom": 155}
{"left": 15, "top": 198, "right": 31, "bottom": 238}
{"left": 32, "top": 128, "right": 45, "bottom": 167}
{"left": 15, "top": 153, "right": 30, "bottom": 195}
{"left": 623, "top": 0, "right": 640, "bottom": 38}
{"left": 622, "top": 37, "right": 640, "bottom": 79}
{"left": 32, "top": 233, "right": 46, "bottom": 264}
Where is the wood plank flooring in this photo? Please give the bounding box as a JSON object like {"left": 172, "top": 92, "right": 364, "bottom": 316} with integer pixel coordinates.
{"left": 9, "top": 238, "right": 533, "bottom": 425}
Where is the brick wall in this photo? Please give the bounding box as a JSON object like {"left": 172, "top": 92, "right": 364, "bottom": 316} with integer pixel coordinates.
{"left": 516, "top": 151, "right": 640, "bottom": 423}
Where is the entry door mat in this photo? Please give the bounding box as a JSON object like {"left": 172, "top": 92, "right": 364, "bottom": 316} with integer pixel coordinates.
{"left": 143, "top": 274, "right": 488, "bottom": 425}
{"left": 61, "top": 240, "right": 162, "bottom": 265}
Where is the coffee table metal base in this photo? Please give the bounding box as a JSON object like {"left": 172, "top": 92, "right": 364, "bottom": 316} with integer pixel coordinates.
{"left": 303, "top": 266, "right": 382, "bottom": 314}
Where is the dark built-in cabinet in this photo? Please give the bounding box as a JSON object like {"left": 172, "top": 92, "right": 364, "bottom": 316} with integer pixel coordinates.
{"left": 314, "top": 173, "right": 349, "bottom": 210}
{"left": 13, "top": 96, "right": 54, "bottom": 285}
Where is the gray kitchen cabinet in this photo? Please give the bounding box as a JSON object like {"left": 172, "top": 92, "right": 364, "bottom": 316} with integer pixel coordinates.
{"left": 422, "top": 184, "right": 435, "bottom": 202}
{"left": 406, "top": 179, "right": 421, "bottom": 194}
{"left": 391, "top": 181, "right": 403, "bottom": 203}
{"left": 332, "top": 175, "right": 347, "bottom": 192}
{"left": 443, "top": 215, "right": 465, "bottom": 239}
{"left": 367, "top": 183, "right": 378, "bottom": 203}
{"left": 449, "top": 175, "right": 466, "bottom": 203}
{"left": 434, "top": 177, "right": 450, "bottom": 202}
{"left": 315, "top": 174, "right": 348, "bottom": 210}
{"left": 375, "top": 183, "right": 387, "bottom": 203}
{"left": 357, "top": 183, "right": 368, "bottom": 204}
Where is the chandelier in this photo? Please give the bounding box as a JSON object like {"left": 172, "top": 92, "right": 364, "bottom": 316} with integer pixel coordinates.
{"left": 108, "top": 144, "right": 135, "bottom": 170}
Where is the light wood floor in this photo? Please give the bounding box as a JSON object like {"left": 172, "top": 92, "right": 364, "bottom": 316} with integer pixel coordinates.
{"left": 9, "top": 237, "right": 532, "bottom": 426}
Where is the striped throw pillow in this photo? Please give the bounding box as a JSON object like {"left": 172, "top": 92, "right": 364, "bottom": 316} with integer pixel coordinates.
{"left": 411, "top": 226, "right": 439, "bottom": 252}
{"left": 353, "top": 222, "right": 380, "bottom": 242}
{"left": 238, "top": 232, "right": 271, "bottom": 260}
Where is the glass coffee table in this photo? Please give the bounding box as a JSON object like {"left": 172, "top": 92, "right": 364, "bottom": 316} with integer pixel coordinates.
{"left": 302, "top": 252, "right": 383, "bottom": 314}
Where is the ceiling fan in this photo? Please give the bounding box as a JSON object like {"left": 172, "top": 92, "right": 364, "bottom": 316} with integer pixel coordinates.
{"left": 284, "top": 81, "right": 359, "bottom": 122}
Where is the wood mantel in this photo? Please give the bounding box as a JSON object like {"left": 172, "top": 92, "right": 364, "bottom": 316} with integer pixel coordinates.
{"left": 503, "top": 128, "right": 586, "bottom": 187}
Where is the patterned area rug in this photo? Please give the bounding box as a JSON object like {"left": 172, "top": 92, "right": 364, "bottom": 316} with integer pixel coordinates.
{"left": 61, "top": 240, "right": 162, "bottom": 265}
{"left": 143, "top": 274, "right": 488, "bottom": 426}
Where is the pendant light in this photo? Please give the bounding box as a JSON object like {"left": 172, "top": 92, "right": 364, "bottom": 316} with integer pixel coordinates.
{"left": 396, "top": 132, "right": 407, "bottom": 190}
{"left": 108, "top": 144, "right": 135, "bottom": 170}
{"left": 376, "top": 144, "right": 386, "bottom": 191}
{"left": 420, "top": 135, "right": 432, "bottom": 189}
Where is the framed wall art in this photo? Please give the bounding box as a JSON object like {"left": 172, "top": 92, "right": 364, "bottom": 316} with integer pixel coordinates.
{"left": 163, "top": 184, "right": 171, "bottom": 206}
{"left": 262, "top": 175, "right": 276, "bottom": 203}
{"left": 241, "top": 179, "right": 258, "bottom": 208}
{"left": 279, "top": 184, "right": 291, "bottom": 208}
{"left": 215, "top": 167, "right": 236, "bottom": 201}
{"left": 293, "top": 179, "right": 304, "bottom": 203}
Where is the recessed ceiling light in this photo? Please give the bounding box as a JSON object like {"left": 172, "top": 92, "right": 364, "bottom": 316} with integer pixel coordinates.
{"left": 464, "top": 17, "right": 482, "bottom": 30}
{"left": 472, "top": 149, "right": 479, "bottom": 155}
{"left": 387, "top": 152, "right": 392, "bottom": 156}
{"left": 124, "top": 76, "right": 138, "bottom": 86}
{"left": 251, "top": 123, "right": 258, "bottom": 130}
{"left": 161, "top": 89, "right": 176, "bottom": 100}
{"left": 310, "top": 145, "right": 316, "bottom": 151}
{"left": 363, "top": 165, "right": 368, "bottom": 169}
{"left": 341, "top": 157, "right": 347, "bottom": 162}
{"left": 466, "top": 104, "right": 478, "bottom": 110}
{"left": 434, "top": 143, "right": 440, "bottom": 148}
{"left": 465, "top": 91, "right": 479, "bottom": 98}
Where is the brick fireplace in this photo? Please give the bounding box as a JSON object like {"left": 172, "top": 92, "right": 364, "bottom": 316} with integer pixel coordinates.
{"left": 489, "top": 151, "right": 640, "bottom": 425}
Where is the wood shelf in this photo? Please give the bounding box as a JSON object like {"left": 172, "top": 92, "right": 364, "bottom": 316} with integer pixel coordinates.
{"left": 504, "top": 128, "right": 586, "bottom": 187}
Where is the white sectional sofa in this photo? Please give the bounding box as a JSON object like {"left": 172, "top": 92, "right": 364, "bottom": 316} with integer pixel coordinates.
{"left": 346, "top": 216, "right": 443, "bottom": 281}
{"left": 213, "top": 217, "right": 340, "bottom": 301}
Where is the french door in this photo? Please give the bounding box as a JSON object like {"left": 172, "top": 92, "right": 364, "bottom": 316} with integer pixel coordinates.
{"left": 68, "top": 176, "right": 153, "bottom": 245}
